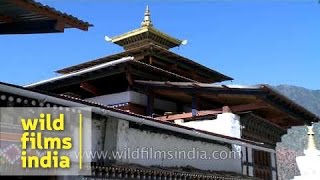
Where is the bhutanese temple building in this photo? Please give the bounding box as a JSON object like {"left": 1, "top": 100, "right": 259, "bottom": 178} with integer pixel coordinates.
{"left": 1, "top": 3, "right": 320, "bottom": 180}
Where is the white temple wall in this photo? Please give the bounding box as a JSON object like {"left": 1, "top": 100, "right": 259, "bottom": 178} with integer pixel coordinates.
{"left": 175, "top": 113, "right": 241, "bottom": 138}
{"left": 115, "top": 119, "right": 242, "bottom": 173}
{"left": 89, "top": 95, "right": 244, "bottom": 174}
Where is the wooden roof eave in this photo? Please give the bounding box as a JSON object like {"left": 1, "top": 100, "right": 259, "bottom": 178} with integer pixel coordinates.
{"left": 111, "top": 26, "right": 182, "bottom": 47}
{"left": 26, "top": 58, "right": 195, "bottom": 91}
{"left": 134, "top": 81, "right": 320, "bottom": 126}
{"left": 260, "top": 84, "right": 320, "bottom": 124}
{"left": 0, "top": 0, "right": 92, "bottom": 34}
{"left": 134, "top": 81, "right": 263, "bottom": 96}
{"left": 12, "top": 0, "right": 92, "bottom": 30}
{"left": 56, "top": 43, "right": 233, "bottom": 83}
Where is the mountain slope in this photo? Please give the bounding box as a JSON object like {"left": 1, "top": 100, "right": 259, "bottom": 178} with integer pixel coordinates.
{"left": 274, "top": 85, "right": 320, "bottom": 117}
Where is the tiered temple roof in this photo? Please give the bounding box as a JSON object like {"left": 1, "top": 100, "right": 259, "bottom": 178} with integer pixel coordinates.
{"left": 54, "top": 6, "right": 232, "bottom": 83}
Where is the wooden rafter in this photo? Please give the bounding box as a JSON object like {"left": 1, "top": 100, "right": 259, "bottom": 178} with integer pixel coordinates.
{"left": 156, "top": 110, "right": 222, "bottom": 121}
{"left": 125, "top": 65, "right": 134, "bottom": 86}
{"left": 80, "top": 81, "right": 100, "bottom": 96}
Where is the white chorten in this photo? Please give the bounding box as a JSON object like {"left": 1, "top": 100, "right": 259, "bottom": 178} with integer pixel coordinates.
{"left": 293, "top": 126, "right": 320, "bottom": 180}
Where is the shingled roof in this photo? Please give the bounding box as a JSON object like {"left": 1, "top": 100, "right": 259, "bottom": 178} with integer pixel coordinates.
{"left": 134, "top": 80, "right": 320, "bottom": 127}
{"left": 0, "top": 0, "right": 91, "bottom": 34}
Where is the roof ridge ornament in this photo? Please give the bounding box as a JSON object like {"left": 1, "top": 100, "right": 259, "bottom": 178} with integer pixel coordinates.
{"left": 141, "top": 5, "right": 153, "bottom": 27}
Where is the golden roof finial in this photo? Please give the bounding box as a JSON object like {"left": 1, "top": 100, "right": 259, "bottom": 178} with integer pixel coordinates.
{"left": 141, "top": 5, "right": 153, "bottom": 27}
{"left": 307, "top": 126, "right": 317, "bottom": 151}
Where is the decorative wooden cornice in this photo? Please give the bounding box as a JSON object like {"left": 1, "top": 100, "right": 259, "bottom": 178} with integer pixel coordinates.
{"left": 89, "top": 164, "right": 256, "bottom": 180}
{"left": 241, "top": 113, "right": 286, "bottom": 145}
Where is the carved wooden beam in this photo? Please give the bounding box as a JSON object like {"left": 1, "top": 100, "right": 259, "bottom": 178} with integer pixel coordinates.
{"left": 125, "top": 65, "right": 134, "bottom": 86}
{"left": 80, "top": 81, "right": 100, "bottom": 96}
{"left": 156, "top": 110, "right": 222, "bottom": 121}
{"left": 156, "top": 102, "right": 269, "bottom": 121}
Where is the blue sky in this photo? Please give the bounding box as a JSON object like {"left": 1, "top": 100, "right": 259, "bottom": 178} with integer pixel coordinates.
{"left": 1, "top": 0, "right": 320, "bottom": 89}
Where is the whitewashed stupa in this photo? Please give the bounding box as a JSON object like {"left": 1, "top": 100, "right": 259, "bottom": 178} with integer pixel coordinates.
{"left": 293, "top": 126, "right": 320, "bottom": 180}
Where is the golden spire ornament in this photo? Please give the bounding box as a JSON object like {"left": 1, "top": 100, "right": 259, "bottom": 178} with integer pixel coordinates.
{"left": 141, "top": 5, "right": 153, "bottom": 27}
